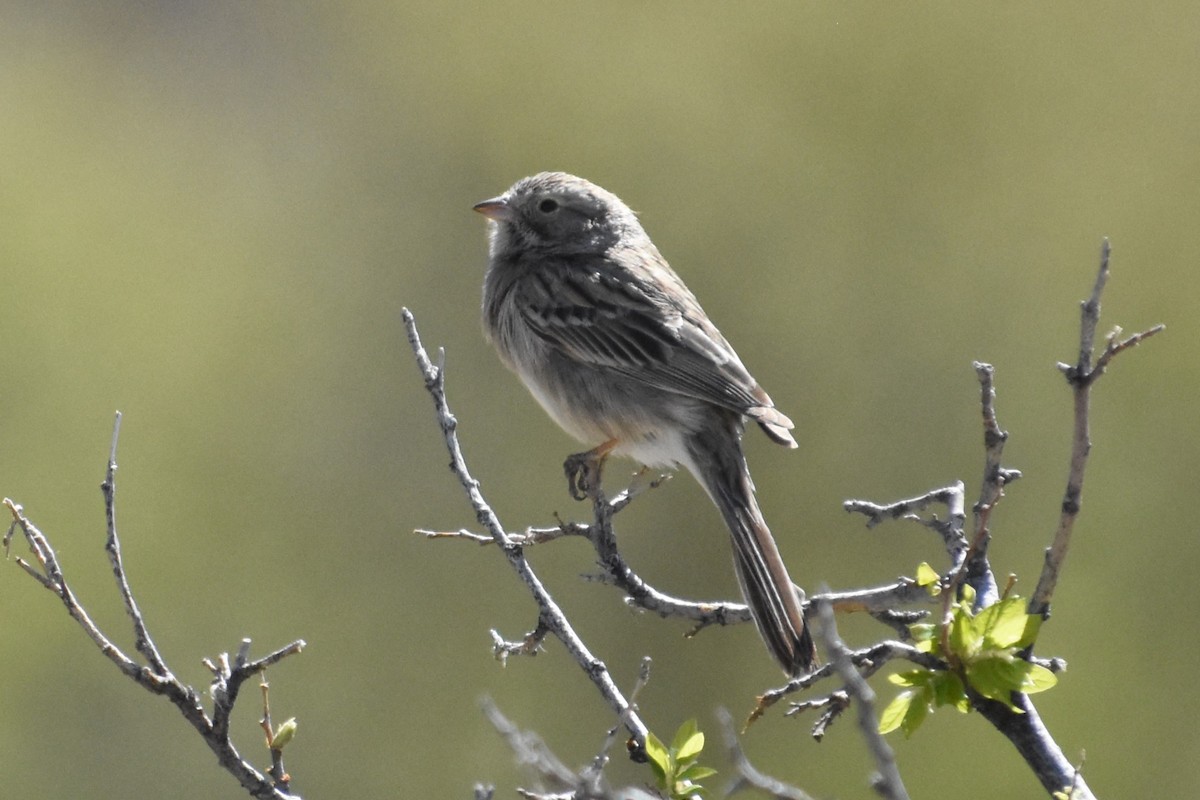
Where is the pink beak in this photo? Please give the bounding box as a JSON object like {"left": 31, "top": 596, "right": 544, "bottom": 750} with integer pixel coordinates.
{"left": 472, "top": 197, "right": 512, "bottom": 221}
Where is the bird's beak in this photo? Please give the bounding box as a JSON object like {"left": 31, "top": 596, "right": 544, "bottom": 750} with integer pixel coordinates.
{"left": 473, "top": 196, "right": 512, "bottom": 221}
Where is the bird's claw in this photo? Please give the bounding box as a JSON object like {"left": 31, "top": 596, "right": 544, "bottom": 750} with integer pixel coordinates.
{"left": 564, "top": 451, "right": 605, "bottom": 501}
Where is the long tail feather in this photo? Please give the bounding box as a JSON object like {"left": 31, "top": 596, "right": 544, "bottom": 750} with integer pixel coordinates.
{"left": 688, "top": 432, "right": 816, "bottom": 676}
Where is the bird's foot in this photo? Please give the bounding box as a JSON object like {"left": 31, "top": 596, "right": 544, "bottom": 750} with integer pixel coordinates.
{"left": 563, "top": 441, "right": 615, "bottom": 501}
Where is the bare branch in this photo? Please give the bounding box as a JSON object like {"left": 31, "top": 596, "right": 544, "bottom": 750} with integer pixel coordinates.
{"left": 974, "top": 693, "right": 1096, "bottom": 800}
{"left": 580, "top": 657, "right": 654, "bottom": 793}
{"left": 429, "top": 505, "right": 938, "bottom": 641}
{"left": 421, "top": 503, "right": 755, "bottom": 629}
{"left": 814, "top": 597, "right": 909, "bottom": 800}
{"left": 965, "top": 362, "right": 1016, "bottom": 608}
{"left": 4, "top": 416, "right": 304, "bottom": 800}
{"left": 481, "top": 695, "right": 660, "bottom": 800}
{"left": 427, "top": 516, "right": 940, "bottom": 649}
{"left": 1030, "top": 240, "right": 1164, "bottom": 618}
{"left": 481, "top": 698, "right": 580, "bottom": 789}
{"left": 844, "top": 482, "right": 965, "bottom": 531}
{"left": 101, "top": 411, "right": 172, "bottom": 676}
{"left": 4, "top": 498, "right": 147, "bottom": 683}
{"left": 491, "top": 623, "right": 550, "bottom": 664}
{"left": 1093, "top": 323, "right": 1165, "bottom": 376}
{"left": 717, "top": 707, "right": 816, "bottom": 800}
{"left": 750, "top": 641, "right": 946, "bottom": 726}
{"left": 845, "top": 482, "right": 968, "bottom": 568}
{"left": 784, "top": 691, "right": 849, "bottom": 740}
{"left": 404, "top": 308, "right": 649, "bottom": 756}
{"left": 816, "top": 580, "right": 935, "bottom": 616}
{"left": 579, "top": 486, "right": 760, "bottom": 632}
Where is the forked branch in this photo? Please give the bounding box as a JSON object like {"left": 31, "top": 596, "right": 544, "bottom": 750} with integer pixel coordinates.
{"left": 403, "top": 309, "right": 650, "bottom": 757}
{"left": 4, "top": 413, "right": 305, "bottom": 800}
{"left": 1030, "top": 240, "right": 1164, "bottom": 618}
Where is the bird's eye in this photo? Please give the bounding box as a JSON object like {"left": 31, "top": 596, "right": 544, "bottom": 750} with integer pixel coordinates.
{"left": 537, "top": 198, "right": 559, "bottom": 214}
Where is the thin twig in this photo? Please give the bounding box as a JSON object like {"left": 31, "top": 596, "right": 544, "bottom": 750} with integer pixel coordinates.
{"left": 481, "top": 696, "right": 661, "bottom": 800}
{"left": 404, "top": 308, "right": 648, "bottom": 755}
{"left": 784, "top": 691, "right": 849, "bottom": 741}
{"left": 966, "top": 362, "right": 1015, "bottom": 608}
{"left": 429, "top": 520, "right": 937, "bottom": 636}
{"left": 814, "top": 597, "right": 909, "bottom": 800}
{"left": 750, "top": 641, "right": 946, "bottom": 726}
{"left": 4, "top": 416, "right": 305, "bottom": 800}
{"left": 717, "top": 707, "right": 816, "bottom": 800}
{"left": 491, "top": 623, "right": 550, "bottom": 664}
{"left": 427, "top": 525, "right": 939, "bottom": 644}
{"left": 258, "top": 674, "right": 290, "bottom": 790}
{"left": 817, "top": 580, "right": 936, "bottom": 619}
{"left": 581, "top": 657, "right": 653, "bottom": 792}
{"left": 845, "top": 482, "right": 969, "bottom": 570}
{"left": 4, "top": 497, "right": 148, "bottom": 683}
{"left": 1030, "top": 240, "right": 1163, "bottom": 618}
{"left": 844, "top": 482, "right": 965, "bottom": 531}
{"left": 481, "top": 698, "right": 579, "bottom": 788}
{"left": 102, "top": 411, "right": 172, "bottom": 676}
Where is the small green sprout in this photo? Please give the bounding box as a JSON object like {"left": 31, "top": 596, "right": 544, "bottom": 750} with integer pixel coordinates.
{"left": 644, "top": 719, "right": 717, "bottom": 799}
{"left": 268, "top": 717, "right": 298, "bottom": 750}
{"left": 879, "top": 565, "right": 1058, "bottom": 737}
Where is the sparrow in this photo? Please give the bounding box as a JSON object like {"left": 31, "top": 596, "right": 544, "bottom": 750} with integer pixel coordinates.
{"left": 474, "top": 172, "right": 815, "bottom": 675}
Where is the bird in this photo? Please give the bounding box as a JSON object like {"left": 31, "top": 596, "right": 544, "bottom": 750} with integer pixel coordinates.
{"left": 473, "top": 172, "right": 816, "bottom": 676}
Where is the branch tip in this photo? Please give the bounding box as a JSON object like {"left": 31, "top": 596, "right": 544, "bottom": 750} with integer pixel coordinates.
{"left": 7, "top": 429, "right": 306, "bottom": 799}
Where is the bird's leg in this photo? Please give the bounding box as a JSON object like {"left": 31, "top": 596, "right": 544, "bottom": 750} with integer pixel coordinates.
{"left": 564, "top": 440, "right": 617, "bottom": 501}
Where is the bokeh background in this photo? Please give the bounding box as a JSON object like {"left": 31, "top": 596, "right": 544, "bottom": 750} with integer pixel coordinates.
{"left": 1, "top": 3, "right": 1195, "bottom": 798}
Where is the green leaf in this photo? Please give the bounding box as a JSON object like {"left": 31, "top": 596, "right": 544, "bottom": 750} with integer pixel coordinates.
{"left": 965, "top": 656, "right": 1023, "bottom": 710}
{"left": 1022, "top": 663, "right": 1059, "bottom": 694}
{"left": 878, "top": 690, "right": 914, "bottom": 734}
{"left": 908, "top": 622, "right": 935, "bottom": 643}
{"left": 931, "top": 671, "right": 968, "bottom": 712}
{"left": 949, "top": 606, "right": 975, "bottom": 657}
{"left": 915, "top": 561, "right": 941, "bottom": 592}
{"left": 900, "top": 686, "right": 930, "bottom": 737}
{"left": 888, "top": 669, "right": 930, "bottom": 688}
{"left": 645, "top": 731, "right": 670, "bottom": 784}
{"left": 677, "top": 765, "right": 718, "bottom": 783}
{"left": 671, "top": 719, "right": 699, "bottom": 754}
{"left": 909, "top": 622, "right": 937, "bottom": 654}
{"left": 1016, "top": 612, "right": 1043, "bottom": 649}
{"left": 673, "top": 721, "right": 704, "bottom": 762}
{"left": 974, "top": 597, "right": 1030, "bottom": 649}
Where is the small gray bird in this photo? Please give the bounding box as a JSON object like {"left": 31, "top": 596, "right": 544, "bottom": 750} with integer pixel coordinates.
{"left": 474, "top": 172, "right": 816, "bottom": 676}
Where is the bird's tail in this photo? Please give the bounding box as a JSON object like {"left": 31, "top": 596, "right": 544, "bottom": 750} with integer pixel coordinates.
{"left": 688, "top": 431, "right": 816, "bottom": 677}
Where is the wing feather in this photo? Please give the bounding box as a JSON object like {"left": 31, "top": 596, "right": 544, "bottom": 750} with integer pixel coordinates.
{"left": 513, "top": 250, "right": 793, "bottom": 439}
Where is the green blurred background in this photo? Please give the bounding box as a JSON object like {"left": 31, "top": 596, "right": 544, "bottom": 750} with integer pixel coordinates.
{"left": 1, "top": 2, "right": 1194, "bottom": 797}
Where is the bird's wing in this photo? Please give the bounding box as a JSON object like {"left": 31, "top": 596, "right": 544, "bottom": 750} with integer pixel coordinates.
{"left": 513, "top": 249, "right": 789, "bottom": 430}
